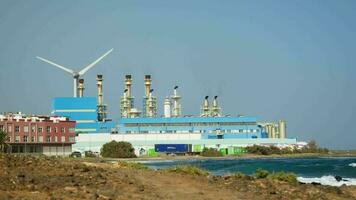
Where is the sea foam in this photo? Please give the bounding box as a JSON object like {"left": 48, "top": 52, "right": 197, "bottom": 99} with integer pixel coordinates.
{"left": 297, "top": 176, "right": 356, "bottom": 187}
{"left": 349, "top": 163, "right": 356, "bottom": 167}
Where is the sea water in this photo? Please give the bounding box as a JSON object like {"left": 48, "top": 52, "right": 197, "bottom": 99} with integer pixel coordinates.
{"left": 143, "top": 157, "right": 356, "bottom": 186}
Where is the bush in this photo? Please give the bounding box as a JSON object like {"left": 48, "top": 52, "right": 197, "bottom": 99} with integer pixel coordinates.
{"left": 100, "top": 141, "right": 136, "bottom": 158}
{"left": 165, "top": 165, "right": 209, "bottom": 176}
{"left": 201, "top": 148, "right": 222, "bottom": 157}
{"left": 253, "top": 168, "right": 269, "bottom": 179}
{"left": 117, "top": 161, "right": 148, "bottom": 170}
{"left": 268, "top": 171, "right": 298, "bottom": 184}
{"left": 233, "top": 171, "right": 247, "bottom": 178}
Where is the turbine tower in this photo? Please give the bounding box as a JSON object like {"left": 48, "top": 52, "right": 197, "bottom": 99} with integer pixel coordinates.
{"left": 36, "top": 48, "right": 113, "bottom": 97}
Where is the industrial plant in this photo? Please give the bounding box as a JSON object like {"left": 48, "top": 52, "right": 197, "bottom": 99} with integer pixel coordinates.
{"left": 1, "top": 49, "right": 297, "bottom": 156}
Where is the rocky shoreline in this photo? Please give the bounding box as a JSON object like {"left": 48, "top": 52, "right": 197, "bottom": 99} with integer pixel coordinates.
{"left": 1, "top": 154, "right": 355, "bottom": 200}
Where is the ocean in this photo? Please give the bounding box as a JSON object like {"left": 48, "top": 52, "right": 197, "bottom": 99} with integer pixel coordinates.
{"left": 142, "top": 157, "right": 356, "bottom": 186}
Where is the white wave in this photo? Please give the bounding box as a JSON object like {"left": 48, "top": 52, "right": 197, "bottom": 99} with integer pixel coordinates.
{"left": 349, "top": 163, "right": 356, "bottom": 167}
{"left": 297, "top": 175, "right": 356, "bottom": 187}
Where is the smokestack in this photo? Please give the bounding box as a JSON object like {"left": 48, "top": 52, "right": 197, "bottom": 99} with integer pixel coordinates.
{"left": 78, "top": 79, "right": 85, "bottom": 98}
{"left": 171, "top": 86, "right": 182, "bottom": 117}
{"left": 201, "top": 96, "right": 210, "bottom": 117}
{"left": 96, "top": 74, "right": 106, "bottom": 121}
{"left": 97, "top": 75, "right": 103, "bottom": 106}
{"left": 211, "top": 95, "right": 221, "bottom": 117}
{"left": 125, "top": 75, "right": 132, "bottom": 97}
{"left": 144, "top": 75, "right": 151, "bottom": 97}
{"left": 164, "top": 97, "right": 171, "bottom": 118}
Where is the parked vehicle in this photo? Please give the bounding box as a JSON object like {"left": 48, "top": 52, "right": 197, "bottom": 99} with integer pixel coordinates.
{"left": 70, "top": 151, "right": 82, "bottom": 158}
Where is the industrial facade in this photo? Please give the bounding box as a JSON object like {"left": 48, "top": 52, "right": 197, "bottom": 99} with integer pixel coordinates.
{"left": 0, "top": 113, "right": 76, "bottom": 156}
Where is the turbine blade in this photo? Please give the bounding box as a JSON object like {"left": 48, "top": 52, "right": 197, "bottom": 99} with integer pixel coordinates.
{"left": 36, "top": 56, "right": 74, "bottom": 75}
{"left": 78, "top": 48, "right": 114, "bottom": 76}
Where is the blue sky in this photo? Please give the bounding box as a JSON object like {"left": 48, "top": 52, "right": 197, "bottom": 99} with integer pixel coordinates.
{"left": 0, "top": 0, "right": 355, "bottom": 149}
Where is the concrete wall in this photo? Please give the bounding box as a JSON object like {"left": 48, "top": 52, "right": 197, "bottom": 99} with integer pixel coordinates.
{"left": 43, "top": 145, "right": 72, "bottom": 156}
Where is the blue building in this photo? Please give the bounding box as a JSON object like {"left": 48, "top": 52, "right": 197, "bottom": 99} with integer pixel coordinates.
{"left": 118, "top": 116, "right": 268, "bottom": 139}
{"left": 52, "top": 97, "right": 115, "bottom": 133}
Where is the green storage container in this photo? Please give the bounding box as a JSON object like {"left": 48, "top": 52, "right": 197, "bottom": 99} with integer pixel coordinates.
{"left": 227, "top": 147, "right": 235, "bottom": 155}
{"left": 148, "top": 149, "right": 157, "bottom": 157}
{"left": 219, "top": 148, "right": 227, "bottom": 156}
{"left": 193, "top": 144, "right": 202, "bottom": 152}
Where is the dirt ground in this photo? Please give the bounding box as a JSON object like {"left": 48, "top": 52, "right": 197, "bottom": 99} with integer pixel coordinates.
{"left": 0, "top": 154, "right": 355, "bottom": 200}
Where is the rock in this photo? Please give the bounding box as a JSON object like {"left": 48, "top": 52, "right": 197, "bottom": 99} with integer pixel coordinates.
{"left": 64, "top": 186, "right": 78, "bottom": 193}
{"left": 335, "top": 175, "right": 342, "bottom": 182}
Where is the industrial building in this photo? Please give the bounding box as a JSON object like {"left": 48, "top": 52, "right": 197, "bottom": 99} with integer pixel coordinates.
{"left": 35, "top": 50, "right": 295, "bottom": 156}
{"left": 0, "top": 112, "right": 76, "bottom": 156}
{"left": 49, "top": 74, "right": 296, "bottom": 155}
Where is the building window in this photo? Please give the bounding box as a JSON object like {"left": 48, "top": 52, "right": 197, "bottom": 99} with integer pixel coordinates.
{"left": 31, "top": 136, "right": 35, "bottom": 142}
{"left": 24, "top": 126, "right": 29, "bottom": 133}
{"left": 61, "top": 136, "right": 65, "bottom": 142}
{"left": 54, "top": 127, "right": 58, "bottom": 133}
{"left": 55, "top": 136, "right": 58, "bottom": 142}
{"left": 38, "top": 136, "right": 43, "bottom": 142}
{"left": 15, "top": 136, "right": 20, "bottom": 142}
{"left": 69, "top": 127, "right": 75, "bottom": 133}
{"left": 31, "top": 126, "right": 36, "bottom": 133}
{"left": 61, "top": 127, "right": 65, "bottom": 133}
{"left": 8, "top": 125, "right": 12, "bottom": 133}
{"left": 38, "top": 127, "right": 43, "bottom": 133}
{"left": 15, "top": 126, "right": 20, "bottom": 132}
{"left": 23, "top": 136, "right": 28, "bottom": 142}
{"left": 46, "top": 126, "right": 51, "bottom": 133}
{"left": 46, "top": 137, "right": 51, "bottom": 142}
{"left": 69, "top": 136, "right": 75, "bottom": 142}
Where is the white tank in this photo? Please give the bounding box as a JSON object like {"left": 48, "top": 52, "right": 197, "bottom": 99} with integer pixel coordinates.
{"left": 164, "top": 97, "right": 171, "bottom": 118}
{"left": 279, "top": 120, "right": 286, "bottom": 139}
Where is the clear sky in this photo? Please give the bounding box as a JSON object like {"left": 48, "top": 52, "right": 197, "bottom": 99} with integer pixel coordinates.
{"left": 0, "top": 0, "right": 355, "bottom": 149}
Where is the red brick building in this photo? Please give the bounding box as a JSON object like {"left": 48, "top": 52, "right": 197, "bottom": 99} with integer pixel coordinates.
{"left": 0, "top": 112, "right": 76, "bottom": 156}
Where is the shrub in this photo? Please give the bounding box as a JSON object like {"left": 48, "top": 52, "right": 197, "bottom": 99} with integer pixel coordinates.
{"left": 268, "top": 172, "right": 298, "bottom": 184}
{"left": 84, "top": 151, "right": 97, "bottom": 158}
{"left": 201, "top": 148, "right": 222, "bottom": 157}
{"left": 233, "top": 171, "right": 247, "bottom": 178}
{"left": 100, "top": 141, "right": 136, "bottom": 158}
{"left": 165, "top": 165, "right": 209, "bottom": 176}
{"left": 253, "top": 168, "right": 269, "bottom": 179}
{"left": 117, "top": 161, "right": 148, "bottom": 170}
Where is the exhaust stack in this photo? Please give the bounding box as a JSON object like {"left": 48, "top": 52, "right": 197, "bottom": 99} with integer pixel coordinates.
{"left": 201, "top": 96, "right": 210, "bottom": 117}
{"left": 120, "top": 75, "right": 136, "bottom": 118}
{"left": 96, "top": 74, "right": 106, "bottom": 121}
{"left": 77, "top": 79, "right": 85, "bottom": 98}
{"left": 143, "top": 75, "right": 157, "bottom": 117}
{"left": 210, "top": 96, "right": 221, "bottom": 117}
{"left": 164, "top": 97, "right": 171, "bottom": 118}
{"left": 171, "top": 86, "right": 182, "bottom": 117}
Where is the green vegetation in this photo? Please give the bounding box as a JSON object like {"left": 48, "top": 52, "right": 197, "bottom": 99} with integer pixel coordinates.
{"left": 165, "top": 165, "right": 209, "bottom": 176}
{"left": 252, "top": 169, "right": 298, "bottom": 184}
{"left": 253, "top": 168, "right": 269, "bottom": 179}
{"left": 117, "top": 161, "right": 149, "bottom": 170}
{"left": 100, "top": 141, "right": 136, "bottom": 158}
{"left": 201, "top": 147, "right": 222, "bottom": 157}
{"left": 245, "top": 140, "right": 329, "bottom": 155}
{"left": 233, "top": 171, "right": 247, "bottom": 178}
{"left": 0, "top": 130, "right": 8, "bottom": 153}
{"left": 268, "top": 171, "right": 298, "bottom": 184}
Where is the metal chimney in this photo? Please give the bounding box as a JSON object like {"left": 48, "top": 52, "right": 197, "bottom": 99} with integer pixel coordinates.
{"left": 278, "top": 120, "right": 286, "bottom": 139}
{"left": 164, "top": 96, "right": 171, "bottom": 118}
{"left": 171, "top": 86, "right": 182, "bottom": 117}
{"left": 96, "top": 74, "right": 106, "bottom": 121}
{"left": 211, "top": 96, "right": 221, "bottom": 117}
{"left": 144, "top": 75, "right": 151, "bottom": 97}
{"left": 201, "top": 96, "right": 210, "bottom": 117}
{"left": 125, "top": 75, "right": 132, "bottom": 97}
{"left": 77, "top": 79, "right": 85, "bottom": 98}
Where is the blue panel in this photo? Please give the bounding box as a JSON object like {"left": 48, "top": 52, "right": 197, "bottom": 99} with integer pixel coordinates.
{"left": 54, "top": 112, "right": 97, "bottom": 121}
{"left": 52, "top": 97, "right": 97, "bottom": 110}
{"left": 119, "top": 116, "right": 257, "bottom": 124}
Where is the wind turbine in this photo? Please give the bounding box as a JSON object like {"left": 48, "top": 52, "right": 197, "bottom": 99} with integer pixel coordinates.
{"left": 36, "top": 48, "right": 113, "bottom": 97}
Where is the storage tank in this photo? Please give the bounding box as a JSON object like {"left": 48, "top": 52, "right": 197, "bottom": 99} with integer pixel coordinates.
{"left": 279, "top": 120, "right": 286, "bottom": 139}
